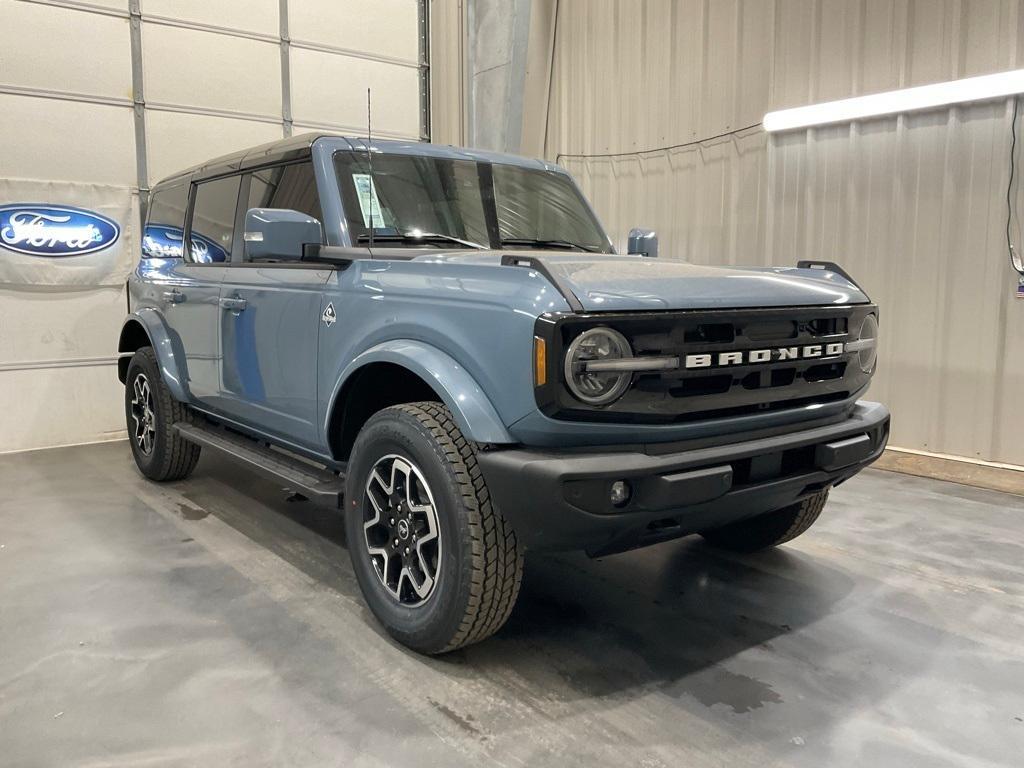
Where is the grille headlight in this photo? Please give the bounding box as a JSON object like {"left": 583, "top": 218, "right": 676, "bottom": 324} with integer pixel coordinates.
{"left": 851, "top": 314, "right": 879, "bottom": 373}
{"left": 564, "top": 327, "right": 633, "bottom": 405}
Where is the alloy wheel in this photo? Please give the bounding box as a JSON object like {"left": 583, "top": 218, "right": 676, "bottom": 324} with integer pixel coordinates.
{"left": 362, "top": 454, "right": 441, "bottom": 606}
{"left": 130, "top": 373, "right": 156, "bottom": 455}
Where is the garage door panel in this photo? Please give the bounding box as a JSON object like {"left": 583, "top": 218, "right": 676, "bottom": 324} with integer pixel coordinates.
{"left": 0, "top": 94, "right": 136, "bottom": 186}
{"left": 80, "top": 0, "right": 128, "bottom": 10}
{"left": 146, "top": 110, "right": 282, "bottom": 184}
{"left": 5, "top": 2, "right": 132, "bottom": 99}
{"left": 143, "top": 0, "right": 279, "bottom": 38}
{"left": 1, "top": 0, "right": 423, "bottom": 454}
{"left": 289, "top": 0, "right": 419, "bottom": 63}
{"left": 290, "top": 49, "right": 419, "bottom": 138}
{"left": 142, "top": 23, "right": 281, "bottom": 117}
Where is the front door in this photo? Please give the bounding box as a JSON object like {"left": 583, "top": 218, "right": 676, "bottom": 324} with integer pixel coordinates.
{"left": 218, "top": 265, "right": 331, "bottom": 449}
{"left": 216, "top": 161, "right": 331, "bottom": 449}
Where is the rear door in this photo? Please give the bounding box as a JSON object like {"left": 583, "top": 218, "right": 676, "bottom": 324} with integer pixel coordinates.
{"left": 157, "top": 175, "right": 237, "bottom": 406}
{"left": 217, "top": 162, "right": 331, "bottom": 450}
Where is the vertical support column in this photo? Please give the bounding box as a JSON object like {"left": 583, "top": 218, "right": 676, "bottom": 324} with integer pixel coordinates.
{"left": 419, "top": 0, "right": 432, "bottom": 141}
{"left": 128, "top": 0, "right": 150, "bottom": 228}
{"left": 279, "top": 0, "right": 293, "bottom": 137}
{"left": 466, "top": 0, "right": 532, "bottom": 153}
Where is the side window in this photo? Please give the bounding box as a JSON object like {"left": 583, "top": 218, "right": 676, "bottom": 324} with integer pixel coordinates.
{"left": 142, "top": 182, "right": 189, "bottom": 258}
{"left": 187, "top": 175, "right": 240, "bottom": 263}
{"left": 246, "top": 162, "right": 322, "bottom": 222}
{"left": 239, "top": 162, "right": 322, "bottom": 263}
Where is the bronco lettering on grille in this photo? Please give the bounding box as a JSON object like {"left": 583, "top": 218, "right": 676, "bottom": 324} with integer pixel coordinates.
{"left": 684, "top": 342, "right": 846, "bottom": 369}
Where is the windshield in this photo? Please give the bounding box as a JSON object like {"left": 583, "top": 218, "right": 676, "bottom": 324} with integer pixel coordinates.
{"left": 333, "top": 151, "right": 612, "bottom": 252}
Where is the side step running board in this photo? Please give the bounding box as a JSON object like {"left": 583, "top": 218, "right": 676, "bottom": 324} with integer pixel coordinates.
{"left": 173, "top": 422, "right": 346, "bottom": 506}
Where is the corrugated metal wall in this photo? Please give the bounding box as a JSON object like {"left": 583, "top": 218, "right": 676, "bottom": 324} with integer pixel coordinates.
{"left": 547, "top": 0, "right": 1024, "bottom": 465}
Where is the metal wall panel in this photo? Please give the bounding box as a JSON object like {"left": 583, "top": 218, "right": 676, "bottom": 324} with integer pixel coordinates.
{"left": 142, "top": 24, "right": 283, "bottom": 118}
{"left": 289, "top": 0, "right": 420, "bottom": 63}
{"left": 3, "top": 1, "right": 132, "bottom": 98}
{"left": 145, "top": 111, "right": 283, "bottom": 184}
{"left": 289, "top": 47, "right": 421, "bottom": 137}
{"left": 548, "top": 0, "right": 1024, "bottom": 465}
{"left": 143, "top": 0, "right": 279, "bottom": 37}
{"left": 0, "top": 94, "right": 137, "bottom": 185}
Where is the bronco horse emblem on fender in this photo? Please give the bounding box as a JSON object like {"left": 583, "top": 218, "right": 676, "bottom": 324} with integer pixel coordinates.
{"left": 322, "top": 302, "right": 337, "bottom": 327}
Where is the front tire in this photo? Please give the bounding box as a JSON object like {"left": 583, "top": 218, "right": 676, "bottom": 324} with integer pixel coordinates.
{"left": 701, "top": 489, "right": 830, "bottom": 553}
{"left": 344, "top": 402, "right": 523, "bottom": 654}
{"left": 125, "top": 347, "right": 200, "bottom": 481}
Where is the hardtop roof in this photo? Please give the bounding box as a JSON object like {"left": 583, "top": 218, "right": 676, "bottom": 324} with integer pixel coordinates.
{"left": 151, "top": 133, "right": 566, "bottom": 191}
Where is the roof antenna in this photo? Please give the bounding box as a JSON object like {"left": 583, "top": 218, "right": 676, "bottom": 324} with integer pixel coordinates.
{"left": 366, "top": 87, "right": 374, "bottom": 250}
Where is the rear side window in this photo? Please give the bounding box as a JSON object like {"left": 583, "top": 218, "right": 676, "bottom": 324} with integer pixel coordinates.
{"left": 188, "top": 175, "right": 241, "bottom": 263}
{"left": 142, "top": 182, "right": 188, "bottom": 258}
{"left": 246, "top": 162, "right": 322, "bottom": 222}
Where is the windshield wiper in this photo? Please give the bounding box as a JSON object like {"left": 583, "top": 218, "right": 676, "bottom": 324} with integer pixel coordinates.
{"left": 500, "top": 237, "right": 600, "bottom": 253}
{"left": 357, "top": 232, "right": 486, "bottom": 249}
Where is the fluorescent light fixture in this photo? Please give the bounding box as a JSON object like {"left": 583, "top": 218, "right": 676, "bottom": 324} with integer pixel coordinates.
{"left": 763, "top": 68, "right": 1024, "bottom": 132}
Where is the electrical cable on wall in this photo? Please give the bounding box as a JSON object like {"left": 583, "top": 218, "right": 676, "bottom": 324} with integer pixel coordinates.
{"left": 555, "top": 122, "right": 763, "bottom": 164}
{"left": 1006, "top": 95, "right": 1024, "bottom": 275}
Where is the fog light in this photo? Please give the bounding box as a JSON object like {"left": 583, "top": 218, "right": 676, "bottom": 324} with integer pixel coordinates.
{"left": 610, "top": 480, "right": 631, "bottom": 507}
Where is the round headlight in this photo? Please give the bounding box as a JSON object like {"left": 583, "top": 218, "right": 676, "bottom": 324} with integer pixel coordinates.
{"left": 564, "top": 327, "right": 633, "bottom": 405}
{"left": 856, "top": 314, "right": 879, "bottom": 373}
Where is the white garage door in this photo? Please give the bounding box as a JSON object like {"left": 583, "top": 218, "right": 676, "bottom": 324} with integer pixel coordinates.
{"left": 0, "top": 0, "right": 427, "bottom": 453}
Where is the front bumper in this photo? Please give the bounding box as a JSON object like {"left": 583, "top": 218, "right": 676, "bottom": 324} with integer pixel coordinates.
{"left": 477, "top": 401, "right": 890, "bottom": 556}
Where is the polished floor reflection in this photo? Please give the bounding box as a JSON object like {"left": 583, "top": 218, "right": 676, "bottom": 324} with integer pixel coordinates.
{"left": 1, "top": 441, "right": 1021, "bottom": 767}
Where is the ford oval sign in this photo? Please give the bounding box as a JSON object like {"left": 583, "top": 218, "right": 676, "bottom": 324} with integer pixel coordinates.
{"left": 0, "top": 204, "right": 121, "bottom": 257}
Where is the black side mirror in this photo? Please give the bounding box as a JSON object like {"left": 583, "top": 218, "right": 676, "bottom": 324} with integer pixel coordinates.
{"left": 627, "top": 228, "right": 658, "bottom": 258}
{"left": 243, "top": 208, "right": 322, "bottom": 262}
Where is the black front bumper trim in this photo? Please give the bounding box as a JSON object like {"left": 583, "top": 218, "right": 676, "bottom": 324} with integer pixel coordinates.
{"left": 477, "top": 401, "right": 890, "bottom": 556}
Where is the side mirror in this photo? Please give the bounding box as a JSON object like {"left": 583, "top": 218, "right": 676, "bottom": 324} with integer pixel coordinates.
{"left": 243, "top": 208, "right": 322, "bottom": 262}
{"left": 627, "top": 228, "right": 658, "bottom": 258}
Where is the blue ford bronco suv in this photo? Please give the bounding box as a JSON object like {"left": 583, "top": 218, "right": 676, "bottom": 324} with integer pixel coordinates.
{"left": 118, "top": 133, "right": 889, "bottom": 654}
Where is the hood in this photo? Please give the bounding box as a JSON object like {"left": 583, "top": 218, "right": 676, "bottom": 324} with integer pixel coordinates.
{"left": 426, "top": 251, "right": 869, "bottom": 311}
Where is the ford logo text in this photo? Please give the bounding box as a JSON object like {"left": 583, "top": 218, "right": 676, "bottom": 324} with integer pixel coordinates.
{"left": 0, "top": 205, "right": 120, "bottom": 257}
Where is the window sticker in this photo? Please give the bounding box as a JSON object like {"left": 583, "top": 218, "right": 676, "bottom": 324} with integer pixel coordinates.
{"left": 352, "top": 173, "right": 384, "bottom": 228}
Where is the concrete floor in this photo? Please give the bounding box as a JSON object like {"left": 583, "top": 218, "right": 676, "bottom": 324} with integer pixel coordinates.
{"left": 0, "top": 441, "right": 1021, "bottom": 767}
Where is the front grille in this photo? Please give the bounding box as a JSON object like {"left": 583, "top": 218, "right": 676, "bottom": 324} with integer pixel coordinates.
{"left": 535, "top": 305, "right": 876, "bottom": 424}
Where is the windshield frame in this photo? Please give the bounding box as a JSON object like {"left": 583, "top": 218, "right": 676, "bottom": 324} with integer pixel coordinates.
{"left": 329, "top": 148, "right": 614, "bottom": 253}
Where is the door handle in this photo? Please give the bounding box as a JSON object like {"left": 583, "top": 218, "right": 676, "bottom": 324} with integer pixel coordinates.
{"left": 219, "top": 296, "right": 247, "bottom": 312}
{"left": 163, "top": 289, "right": 185, "bottom": 304}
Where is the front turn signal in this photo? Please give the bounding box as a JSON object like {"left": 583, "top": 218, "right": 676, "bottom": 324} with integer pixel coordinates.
{"left": 534, "top": 336, "right": 547, "bottom": 387}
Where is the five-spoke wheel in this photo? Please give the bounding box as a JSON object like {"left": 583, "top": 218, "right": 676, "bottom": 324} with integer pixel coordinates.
{"left": 344, "top": 402, "right": 523, "bottom": 654}
{"left": 124, "top": 346, "right": 200, "bottom": 481}
{"left": 362, "top": 454, "right": 441, "bottom": 606}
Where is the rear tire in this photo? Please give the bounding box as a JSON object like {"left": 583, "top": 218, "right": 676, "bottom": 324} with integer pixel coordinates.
{"left": 344, "top": 402, "right": 523, "bottom": 654}
{"left": 701, "top": 489, "right": 829, "bottom": 553}
{"left": 125, "top": 347, "right": 200, "bottom": 481}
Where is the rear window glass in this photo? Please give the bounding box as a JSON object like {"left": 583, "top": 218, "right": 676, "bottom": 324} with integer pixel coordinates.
{"left": 188, "top": 176, "right": 240, "bottom": 263}
{"left": 142, "top": 182, "right": 188, "bottom": 259}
